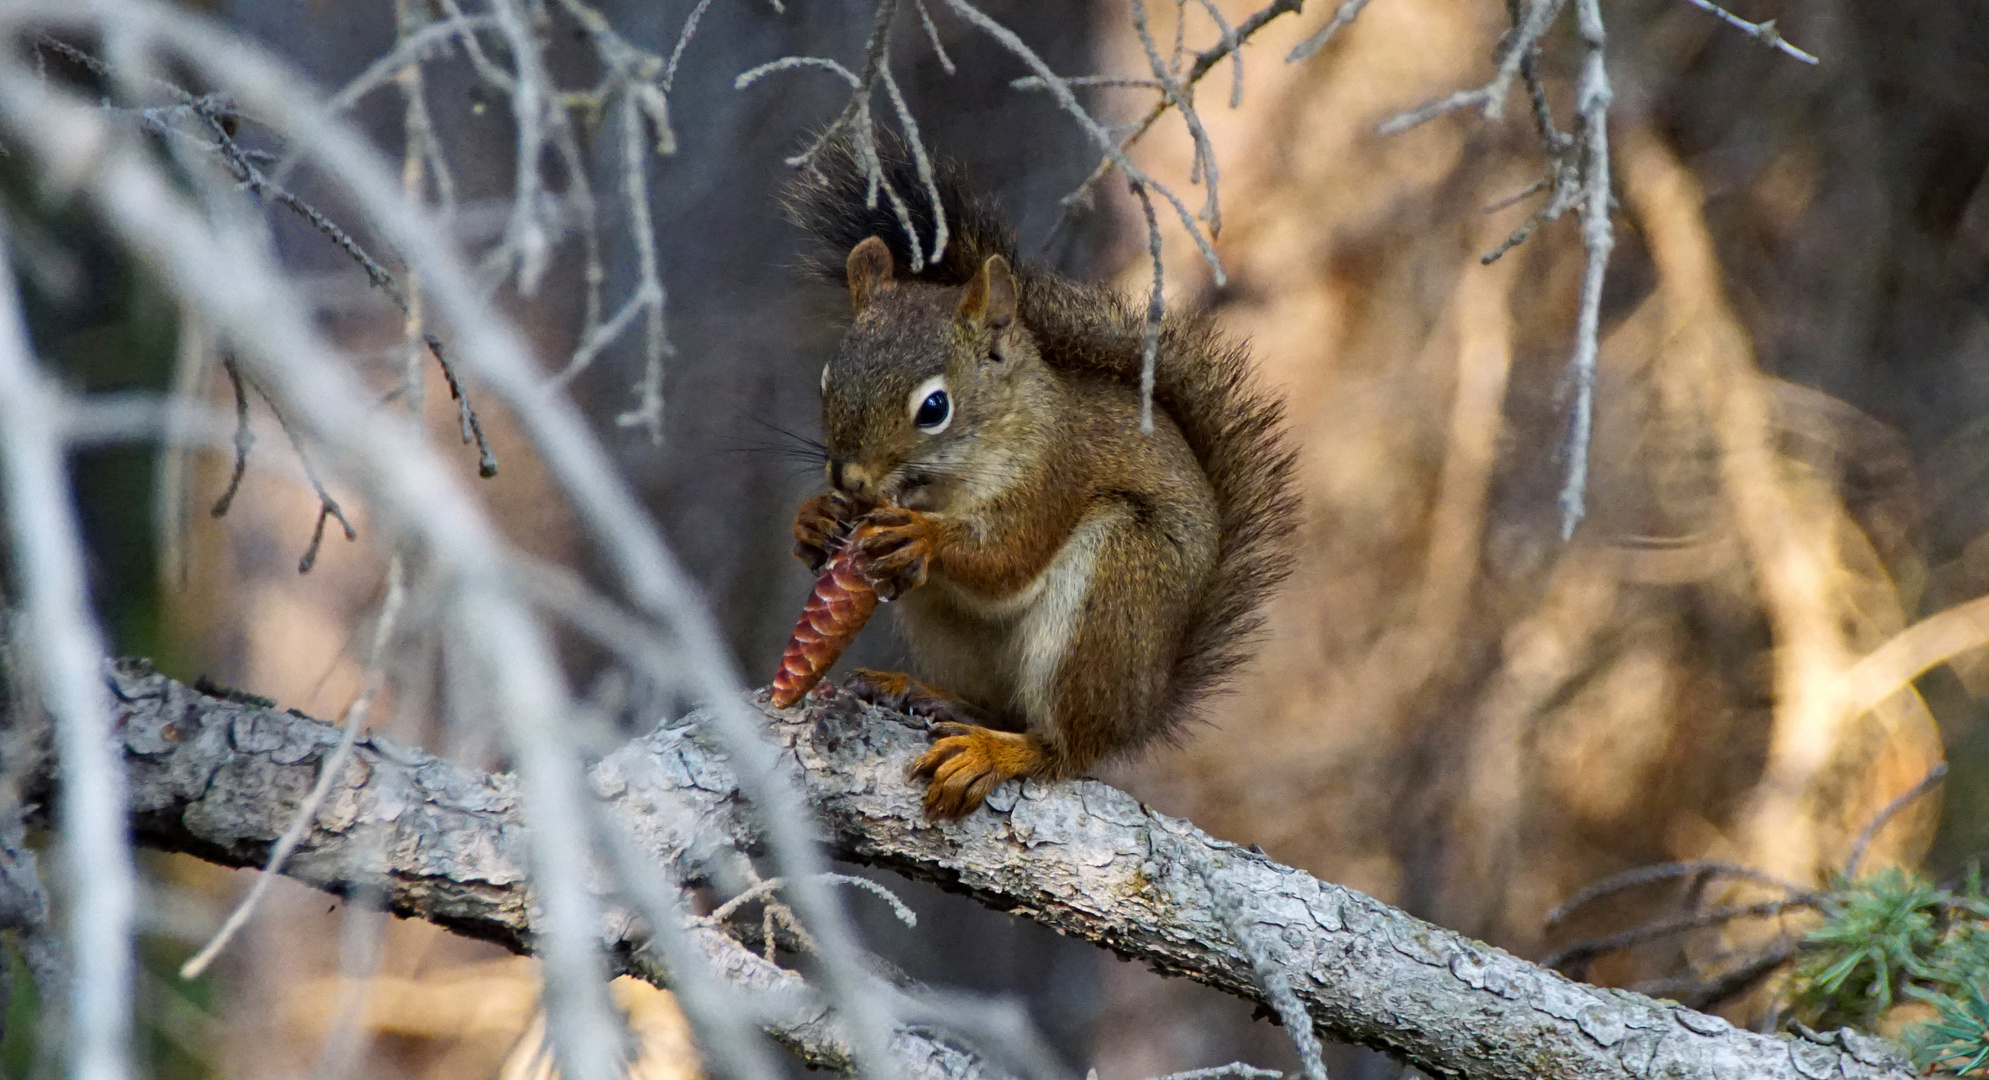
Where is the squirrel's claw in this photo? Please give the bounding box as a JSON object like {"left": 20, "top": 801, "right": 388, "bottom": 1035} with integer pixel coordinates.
{"left": 844, "top": 669, "right": 982, "bottom": 725}
{"left": 852, "top": 506, "right": 937, "bottom": 600}
{"left": 792, "top": 491, "right": 860, "bottom": 573}
{"left": 908, "top": 722, "right": 1046, "bottom": 819}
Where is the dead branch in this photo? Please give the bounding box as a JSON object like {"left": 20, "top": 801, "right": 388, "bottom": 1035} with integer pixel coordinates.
{"left": 81, "top": 662, "right": 1917, "bottom": 1080}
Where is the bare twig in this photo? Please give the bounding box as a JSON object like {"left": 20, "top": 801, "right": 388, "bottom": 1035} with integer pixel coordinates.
{"left": 939, "top": 0, "right": 1225, "bottom": 281}
{"left": 178, "top": 558, "right": 408, "bottom": 979}
{"left": 877, "top": 62, "right": 949, "bottom": 265}
{"left": 1541, "top": 898, "right": 1814, "bottom": 974}
{"left": 913, "top": 0, "right": 956, "bottom": 75}
{"left": 704, "top": 873, "right": 917, "bottom": 929}
{"left": 608, "top": 90, "right": 672, "bottom": 442}
{"left": 1547, "top": 861, "right": 1820, "bottom": 927}
{"left": 251, "top": 379, "right": 357, "bottom": 573}
{"left": 0, "top": 229, "right": 136, "bottom": 1080}
{"left": 408, "top": 236, "right": 499, "bottom": 471}
{"left": 210, "top": 355, "right": 254, "bottom": 517}
{"left": 1011, "top": 74, "right": 1167, "bottom": 91}
{"left": 49, "top": 37, "right": 501, "bottom": 486}
{"left": 324, "top": 14, "right": 500, "bottom": 116}
{"left": 1844, "top": 763, "right": 1949, "bottom": 880}
{"left": 1377, "top": 0, "right": 1569, "bottom": 135}
{"left": 586, "top": 807, "right": 790, "bottom": 1080}
{"left": 741, "top": 0, "right": 952, "bottom": 282}
{"left": 485, "top": 0, "right": 553, "bottom": 293}
{"left": 1188, "top": 0, "right": 1244, "bottom": 108}
{"left": 395, "top": 0, "right": 435, "bottom": 429}
{"left": 1047, "top": 0, "right": 1305, "bottom": 226}
{"left": 1129, "top": 0, "right": 1221, "bottom": 234}
{"left": 1199, "top": 860, "right": 1329, "bottom": 1080}
{"left": 1556, "top": 0, "right": 1612, "bottom": 539}
{"left": 0, "top": 804, "right": 68, "bottom": 1044}
{"left": 1629, "top": 941, "right": 1800, "bottom": 1011}
{"left": 1286, "top": 0, "right": 1375, "bottom": 63}
{"left": 664, "top": 0, "right": 719, "bottom": 92}
{"left": 1475, "top": 0, "right": 1580, "bottom": 268}
{"left": 1130, "top": 181, "right": 1165, "bottom": 435}
{"left": 736, "top": 55, "right": 863, "bottom": 89}
{"left": 1675, "top": 0, "right": 1818, "bottom": 65}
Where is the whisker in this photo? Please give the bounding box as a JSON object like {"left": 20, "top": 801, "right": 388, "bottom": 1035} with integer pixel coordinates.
{"left": 723, "top": 434, "right": 829, "bottom": 464}
{"left": 749, "top": 416, "right": 829, "bottom": 454}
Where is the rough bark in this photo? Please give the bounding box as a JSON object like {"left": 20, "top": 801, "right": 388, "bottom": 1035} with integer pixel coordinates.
{"left": 81, "top": 660, "right": 1911, "bottom": 1080}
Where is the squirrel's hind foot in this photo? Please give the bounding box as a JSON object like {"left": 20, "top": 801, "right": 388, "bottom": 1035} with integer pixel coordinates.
{"left": 909, "top": 722, "right": 1051, "bottom": 819}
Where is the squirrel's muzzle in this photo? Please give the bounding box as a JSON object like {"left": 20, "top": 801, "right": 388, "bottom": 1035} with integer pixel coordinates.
{"left": 828, "top": 458, "right": 879, "bottom": 499}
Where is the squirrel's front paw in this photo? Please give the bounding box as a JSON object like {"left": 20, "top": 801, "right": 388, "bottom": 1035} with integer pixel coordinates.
{"left": 908, "top": 723, "right": 1048, "bottom": 819}
{"left": 792, "top": 491, "right": 861, "bottom": 573}
{"left": 852, "top": 506, "right": 937, "bottom": 600}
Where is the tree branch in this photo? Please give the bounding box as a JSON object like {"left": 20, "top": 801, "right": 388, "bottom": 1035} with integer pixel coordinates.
{"left": 81, "top": 661, "right": 1912, "bottom": 1080}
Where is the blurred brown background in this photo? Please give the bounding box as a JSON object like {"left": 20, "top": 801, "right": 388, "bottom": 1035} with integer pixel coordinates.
{"left": 23, "top": 0, "right": 1989, "bottom": 1077}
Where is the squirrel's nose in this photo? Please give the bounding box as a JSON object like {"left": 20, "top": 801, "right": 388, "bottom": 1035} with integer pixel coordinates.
{"left": 828, "top": 458, "right": 875, "bottom": 496}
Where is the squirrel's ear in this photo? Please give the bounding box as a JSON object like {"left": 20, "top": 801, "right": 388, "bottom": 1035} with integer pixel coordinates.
{"left": 846, "top": 236, "right": 896, "bottom": 313}
{"left": 960, "top": 254, "right": 1016, "bottom": 331}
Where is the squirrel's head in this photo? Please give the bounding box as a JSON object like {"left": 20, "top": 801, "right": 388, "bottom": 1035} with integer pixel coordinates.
{"left": 819, "top": 235, "right": 1051, "bottom": 512}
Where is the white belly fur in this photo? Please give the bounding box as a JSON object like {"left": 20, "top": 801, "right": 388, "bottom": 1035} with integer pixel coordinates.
{"left": 893, "top": 507, "right": 1123, "bottom": 725}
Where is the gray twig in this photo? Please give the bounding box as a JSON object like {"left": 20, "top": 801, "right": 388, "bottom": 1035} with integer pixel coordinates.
{"left": 1194, "top": 858, "right": 1328, "bottom": 1080}
{"left": 0, "top": 228, "right": 137, "bottom": 1080}
{"left": 1286, "top": 0, "right": 1374, "bottom": 63}
{"left": 1377, "top": 0, "right": 1568, "bottom": 134}
{"left": 1151, "top": 1067, "right": 1283, "bottom": 1080}
{"left": 0, "top": 803, "right": 68, "bottom": 1037}
{"left": 1048, "top": 0, "right": 1305, "bottom": 225}
{"left": 178, "top": 558, "right": 408, "bottom": 979}
{"left": 940, "top": 0, "right": 1225, "bottom": 281}
{"left": 608, "top": 91, "right": 672, "bottom": 442}
{"left": 913, "top": 0, "right": 956, "bottom": 75}
{"left": 1674, "top": 0, "right": 1818, "bottom": 65}
{"left": 1557, "top": 0, "right": 1612, "bottom": 539}
{"left": 1130, "top": 181, "right": 1165, "bottom": 435}
{"left": 1129, "top": 0, "right": 1221, "bottom": 234}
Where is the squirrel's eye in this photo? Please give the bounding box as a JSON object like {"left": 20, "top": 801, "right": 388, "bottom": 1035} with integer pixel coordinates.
{"left": 907, "top": 376, "right": 952, "bottom": 433}
{"left": 915, "top": 390, "right": 950, "bottom": 430}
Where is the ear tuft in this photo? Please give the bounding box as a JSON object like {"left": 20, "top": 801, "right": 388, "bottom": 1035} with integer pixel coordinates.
{"left": 846, "top": 236, "right": 896, "bottom": 312}
{"left": 959, "top": 254, "right": 1016, "bottom": 330}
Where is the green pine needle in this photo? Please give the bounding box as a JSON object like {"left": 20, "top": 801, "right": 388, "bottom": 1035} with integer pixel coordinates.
{"left": 1790, "top": 867, "right": 1949, "bottom": 1026}
{"left": 1908, "top": 981, "right": 1989, "bottom": 1077}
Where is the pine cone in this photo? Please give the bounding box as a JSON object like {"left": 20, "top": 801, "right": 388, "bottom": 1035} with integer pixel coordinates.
{"left": 770, "top": 521, "right": 882, "bottom": 707}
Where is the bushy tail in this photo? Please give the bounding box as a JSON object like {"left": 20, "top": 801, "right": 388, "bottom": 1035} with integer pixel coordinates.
{"left": 790, "top": 136, "right": 1299, "bottom": 718}
{"left": 785, "top": 134, "right": 1015, "bottom": 289}
{"left": 1032, "top": 287, "right": 1301, "bottom": 718}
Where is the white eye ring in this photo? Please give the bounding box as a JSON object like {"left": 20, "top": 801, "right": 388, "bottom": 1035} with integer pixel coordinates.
{"left": 908, "top": 375, "right": 951, "bottom": 434}
{"left": 821, "top": 364, "right": 830, "bottom": 394}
